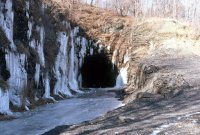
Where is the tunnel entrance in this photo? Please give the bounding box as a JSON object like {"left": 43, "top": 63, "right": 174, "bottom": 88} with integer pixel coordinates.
{"left": 81, "top": 52, "right": 118, "bottom": 88}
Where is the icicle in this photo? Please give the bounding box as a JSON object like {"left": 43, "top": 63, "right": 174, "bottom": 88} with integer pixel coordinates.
{"left": 25, "top": 1, "right": 29, "bottom": 18}
{"left": 78, "top": 74, "right": 82, "bottom": 88}
{"left": 90, "top": 48, "right": 94, "bottom": 55}
{"left": 43, "top": 73, "right": 50, "bottom": 98}
{"left": 34, "top": 64, "right": 40, "bottom": 88}
{"left": 26, "top": 1, "right": 33, "bottom": 41}
{"left": 37, "top": 26, "right": 45, "bottom": 66}
{"left": 6, "top": 52, "right": 27, "bottom": 107}
{"left": 68, "top": 29, "right": 83, "bottom": 93}
{"left": 112, "top": 50, "right": 117, "bottom": 69}
{"left": 27, "top": 21, "right": 32, "bottom": 40}
{"left": 41, "top": 2, "right": 45, "bottom": 14}
{"left": 28, "top": 25, "right": 45, "bottom": 66}
{"left": 0, "top": 0, "right": 16, "bottom": 50}
{"left": 79, "top": 37, "right": 87, "bottom": 67}
{"left": 43, "top": 72, "right": 56, "bottom": 101}
{"left": 80, "top": 38, "right": 87, "bottom": 57}
{"left": 53, "top": 32, "right": 72, "bottom": 96}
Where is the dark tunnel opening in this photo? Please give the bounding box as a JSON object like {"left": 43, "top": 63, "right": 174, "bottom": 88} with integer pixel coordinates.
{"left": 81, "top": 52, "right": 118, "bottom": 88}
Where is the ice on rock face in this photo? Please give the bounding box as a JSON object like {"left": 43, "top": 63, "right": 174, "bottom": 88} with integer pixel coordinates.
{"left": 78, "top": 74, "right": 83, "bottom": 88}
{"left": 34, "top": 64, "right": 40, "bottom": 88}
{"left": 0, "top": 0, "right": 28, "bottom": 108}
{"left": 53, "top": 32, "right": 72, "bottom": 96}
{"left": 76, "top": 37, "right": 88, "bottom": 88}
{"left": 43, "top": 73, "right": 51, "bottom": 98}
{"left": 36, "top": 26, "right": 45, "bottom": 67}
{"left": 112, "top": 50, "right": 117, "bottom": 66}
{"left": 0, "top": 89, "right": 11, "bottom": 115}
{"left": 68, "top": 37, "right": 82, "bottom": 93}
{"left": 90, "top": 48, "right": 94, "bottom": 55}
{"left": 80, "top": 38, "right": 87, "bottom": 57}
{"left": 43, "top": 72, "right": 55, "bottom": 100}
{"left": 79, "top": 37, "right": 87, "bottom": 67}
{"left": 68, "top": 28, "right": 83, "bottom": 93}
{"left": 123, "top": 51, "right": 129, "bottom": 64}
{"left": 115, "top": 67, "right": 128, "bottom": 88}
{"left": 0, "top": 0, "right": 16, "bottom": 50}
{"left": 115, "top": 51, "right": 129, "bottom": 88}
{"left": 5, "top": 52, "right": 27, "bottom": 107}
{"left": 25, "top": 1, "right": 29, "bottom": 18}
{"left": 26, "top": 2, "right": 33, "bottom": 41}
{"left": 27, "top": 21, "right": 32, "bottom": 40}
{"left": 28, "top": 25, "right": 45, "bottom": 66}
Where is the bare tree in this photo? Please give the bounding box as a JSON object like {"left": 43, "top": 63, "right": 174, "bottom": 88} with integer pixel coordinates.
{"left": 77, "top": 0, "right": 200, "bottom": 27}
{"left": 90, "top": 0, "right": 94, "bottom": 6}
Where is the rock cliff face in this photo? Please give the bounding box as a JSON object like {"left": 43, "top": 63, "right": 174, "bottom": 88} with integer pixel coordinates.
{"left": 0, "top": 0, "right": 128, "bottom": 114}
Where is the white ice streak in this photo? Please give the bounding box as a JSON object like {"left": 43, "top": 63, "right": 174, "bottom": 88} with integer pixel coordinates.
{"left": 43, "top": 72, "right": 51, "bottom": 98}
{"left": 0, "top": 0, "right": 16, "bottom": 50}
{"left": 34, "top": 64, "right": 40, "bottom": 88}
{"left": 53, "top": 32, "right": 72, "bottom": 96}
{"left": 68, "top": 28, "right": 83, "bottom": 93}
{"left": 115, "top": 67, "right": 128, "bottom": 88}
{"left": 0, "top": 88, "right": 11, "bottom": 115}
{"left": 6, "top": 53, "right": 27, "bottom": 107}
